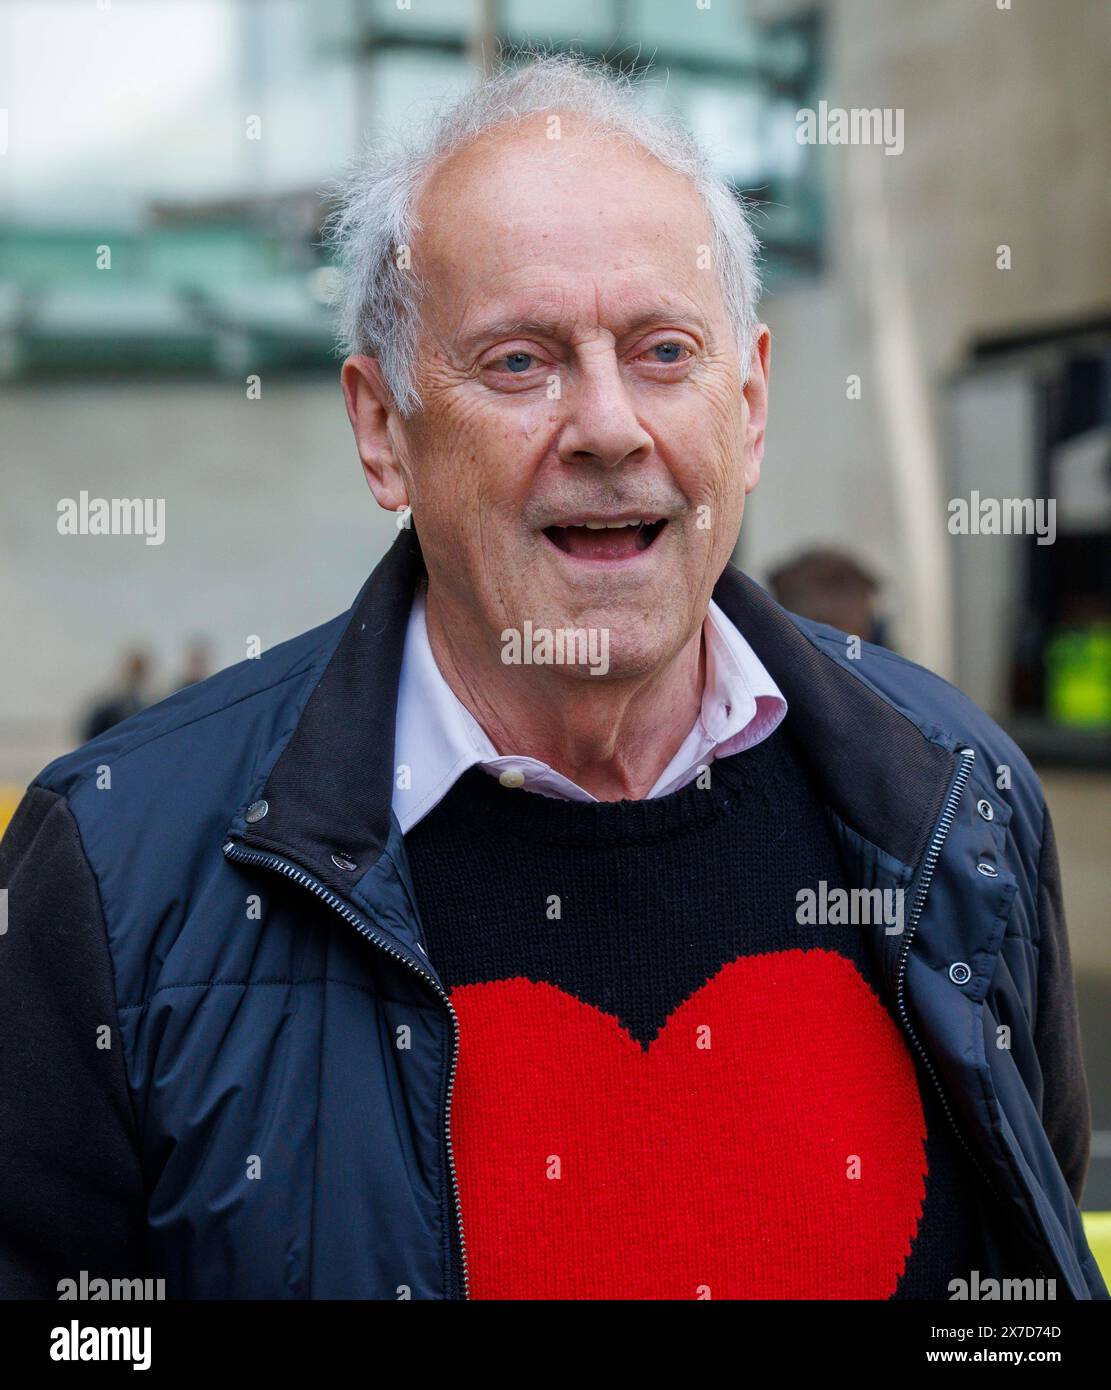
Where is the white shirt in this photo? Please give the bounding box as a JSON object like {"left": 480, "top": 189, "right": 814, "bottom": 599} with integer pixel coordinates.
{"left": 391, "top": 581, "right": 788, "bottom": 834}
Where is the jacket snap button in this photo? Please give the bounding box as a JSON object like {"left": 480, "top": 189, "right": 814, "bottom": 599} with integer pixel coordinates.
{"left": 949, "top": 961, "right": 973, "bottom": 986}
{"left": 976, "top": 799, "right": 994, "bottom": 821}
{"left": 976, "top": 862, "right": 998, "bottom": 877}
{"left": 331, "top": 852, "right": 358, "bottom": 872}
{"left": 245, "top": 799, "right": 269, "bottom": 824}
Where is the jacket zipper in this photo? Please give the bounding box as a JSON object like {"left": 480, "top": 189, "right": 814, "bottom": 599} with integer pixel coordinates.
{"left": 222, "top": 839, "right": 470, "bottom": 1299}
{"left": 896, "top": 747, "right": 1001, "bottom": 1193}
{"left": 895, "top": 746, "right": 1055, "bottom": 1283}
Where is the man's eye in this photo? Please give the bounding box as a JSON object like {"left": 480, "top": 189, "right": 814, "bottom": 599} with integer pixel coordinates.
{"left": 501, "top": 351, "right": 536, "bottom": 373}
{"left": 647, "top": 342, "right": 688, "bottom": 364}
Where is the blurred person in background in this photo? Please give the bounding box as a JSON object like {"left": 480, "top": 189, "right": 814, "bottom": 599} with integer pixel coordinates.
{"left": 767, "top": 547, "right": 890, "bottom": 649}
{"left": 79, "top": 647, "right": 153, "bottom": 742}
{"left": 171, "top": 637, "right": 215, "bottom": 693}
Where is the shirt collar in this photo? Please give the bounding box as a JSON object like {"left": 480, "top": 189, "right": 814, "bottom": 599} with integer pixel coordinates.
{"left": 392, "top": 581, "right": 787, "bottom": 833}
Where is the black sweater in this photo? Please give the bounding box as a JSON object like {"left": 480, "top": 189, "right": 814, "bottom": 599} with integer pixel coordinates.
{"left": 405, "top": 722, "right": 991, "bottom": 1299}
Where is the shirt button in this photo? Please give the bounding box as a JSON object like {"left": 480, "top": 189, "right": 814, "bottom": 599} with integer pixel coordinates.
{"left": 499, "top": 768, "right": 525, "bottom": 788}
{"left": 331, "top": 852, "right": 358, "bottom": 872}
{"left": 949, "top": 961, "right": 973, "bottom": 986}
{"left": 245, "top": 799, "right": 269, "bottom": 823}
{"left": 976, "top": 799, "right": 994, "bottom": 821}
{"left": 976, "top": 862, "right": 998, "bottom": 877}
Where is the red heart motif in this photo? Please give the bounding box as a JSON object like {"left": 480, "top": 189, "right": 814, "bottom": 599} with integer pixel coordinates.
{"left": 449, "top": 949, "right": 927, "bottom": 1299}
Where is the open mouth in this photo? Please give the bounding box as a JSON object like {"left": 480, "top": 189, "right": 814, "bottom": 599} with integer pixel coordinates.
{"left": 542, "top": 518, "right": 667, "bottom": 561}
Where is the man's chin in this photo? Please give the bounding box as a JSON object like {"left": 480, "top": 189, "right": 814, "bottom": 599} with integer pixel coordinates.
{"left": 497, "top": 599, "right": 683, "bottom": 684}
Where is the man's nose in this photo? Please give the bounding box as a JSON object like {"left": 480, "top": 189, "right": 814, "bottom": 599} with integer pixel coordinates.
{"left": 556, "top": 356, "right": 654, "bottom": 469}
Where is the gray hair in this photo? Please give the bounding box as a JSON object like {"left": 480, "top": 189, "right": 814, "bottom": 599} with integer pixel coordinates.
{"left": 323, "top": 49, "right": 763, "bottom": 417}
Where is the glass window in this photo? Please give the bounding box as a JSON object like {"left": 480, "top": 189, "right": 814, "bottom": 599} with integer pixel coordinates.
{"left": 627, "top": 0, "right": 760, "bottom": 64}
{"left": 501, "top": 0, "right": 619, "bottom": 48}
{"left": 364, "top": 50, "right": 475, "bottom": 135}
{"left": 361, "top": 0, "right": 478, "bottom": 39}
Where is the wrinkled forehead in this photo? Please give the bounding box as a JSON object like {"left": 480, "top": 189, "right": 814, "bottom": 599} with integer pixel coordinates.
{"left": 411, "top": 117, "right": 724, "bottom": 346}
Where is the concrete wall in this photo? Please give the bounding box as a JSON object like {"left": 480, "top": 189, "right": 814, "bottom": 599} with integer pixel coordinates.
{"left": 0, "top": 376, "right": 392, "bottom": 782}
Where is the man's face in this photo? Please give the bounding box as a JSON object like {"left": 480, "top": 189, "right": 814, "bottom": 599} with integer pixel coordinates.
{"left": 353, "top": 116, "right": 768, "bottom": 681}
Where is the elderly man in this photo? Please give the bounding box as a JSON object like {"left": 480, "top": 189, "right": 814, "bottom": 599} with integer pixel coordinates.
{"left": 0, "top": 55, "right": 1104, "bottom": 1302}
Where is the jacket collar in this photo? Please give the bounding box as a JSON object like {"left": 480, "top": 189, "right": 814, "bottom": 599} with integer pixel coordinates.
{"left": 229, "top": 526, "right": 954, "bottom": 907}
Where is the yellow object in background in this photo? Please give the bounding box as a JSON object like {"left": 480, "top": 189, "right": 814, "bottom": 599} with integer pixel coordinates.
{"left": 1085, "top": 1212, "right": 1111, "bottom": 1287}
{"left": 0, "top": 784, "right": 22, "bottom": 839}
{"left": 1046, "top": 624, "right": 1111, "bottom": 729}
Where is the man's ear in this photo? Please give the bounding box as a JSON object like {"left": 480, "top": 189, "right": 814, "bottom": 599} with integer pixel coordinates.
{"left": 741, "top": 325, "right": 771, "bottom": 494}
{"left": 341, "top": 355, "right": 411, "bottom": 512}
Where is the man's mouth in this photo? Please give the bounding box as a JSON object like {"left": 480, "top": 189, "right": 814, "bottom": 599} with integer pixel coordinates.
{"left": 541, "top": 518, "right": 668, "bottom": 561}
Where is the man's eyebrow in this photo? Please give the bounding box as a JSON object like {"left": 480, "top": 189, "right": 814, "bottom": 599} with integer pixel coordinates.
{"left": 457, "top": 307, "right": 708, "bottom": 353}
{"left": 457, "top": 315, "right": 564, "bottom": 352}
